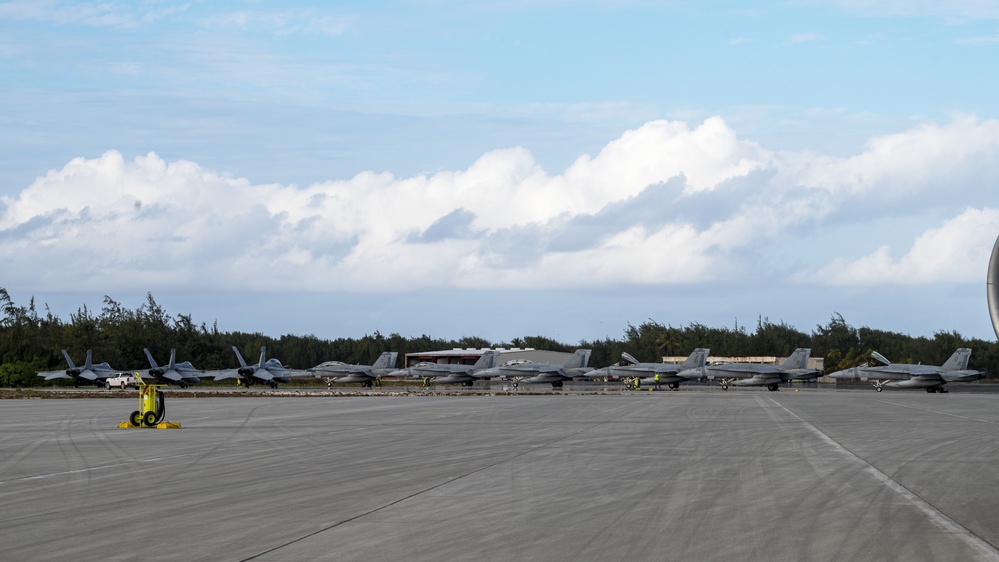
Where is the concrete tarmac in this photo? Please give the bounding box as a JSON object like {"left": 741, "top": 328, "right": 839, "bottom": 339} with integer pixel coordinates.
{"left": 2, "top": 389, "right": 998, "bottom": 561}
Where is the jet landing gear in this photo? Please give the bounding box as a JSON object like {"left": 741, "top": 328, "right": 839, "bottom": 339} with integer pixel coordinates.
{"left": 551, "top": 381, "right": 564, "bottom": 389}
{"left": 767, "top": 384, "right": 780, "bottom": 392}
{"left": 926, "top": 386, "right": 948, "bottom": 394}
{"left": 118, "top": 375, "right": 181, "bottom": 429}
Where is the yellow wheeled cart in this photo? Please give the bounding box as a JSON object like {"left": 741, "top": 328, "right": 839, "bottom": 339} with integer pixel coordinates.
{"left": 118, "top": 374, "right": 182, "bottom": 429}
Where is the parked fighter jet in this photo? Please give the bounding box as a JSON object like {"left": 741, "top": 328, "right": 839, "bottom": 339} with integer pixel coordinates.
{"left": 140, "top": 348, "right": 202, "bottom": 388}
{"left": 36, "top": 349, "right": 120, "bottom": 387}
{"left": 311, "top": 352, "right": 399, "bottom": 388}
{"left": 827, "top": 348, "right": 983, "bottom": 393}
{"left": 388, "top": 351, "right": 499, "bottom": 387}
{"left": 589, "top": 348, "right": 710, "bottom": 390}
{"left": 214, "top": 346, "right": 308, "bottom": 388}
{"left": 677, "top": 348, "right": 819, "bottom": 391}
{"left": 473, "top": 349, "right": 592, "bottom": 388}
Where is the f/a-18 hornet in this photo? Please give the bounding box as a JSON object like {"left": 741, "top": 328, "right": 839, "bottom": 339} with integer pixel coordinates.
{"left": 36, "top": 349, "right": 120, "bottom": 387}
{"left": 388, "top": 350, "right": 499, "bottom": 387}
{"left": 590, "top": 348, "right": 710, "bottom": 390}
{"left": 678, "top": 348, "right": 819, "bottom": 391}
{"left": 139, "top": 348, "right": 202, "bottom": 388}
{"left": 828, "top": 348, "right": 983, "bottom": 393}
{"left": 473, "top": 349, "right": 592, "bottom": 388}
{"left": 214, "top": 346, "right": 309, "bottom": 388}
{"left": 311, "top": 352, "right": 399, "bottom": 388}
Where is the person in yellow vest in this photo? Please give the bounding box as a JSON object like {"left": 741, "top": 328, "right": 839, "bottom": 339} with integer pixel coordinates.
{"left": 654, "top": 373, "right": 661, "bottom": 390}
{"left": 632, "top": 376, "right": 640, "bottom": 391}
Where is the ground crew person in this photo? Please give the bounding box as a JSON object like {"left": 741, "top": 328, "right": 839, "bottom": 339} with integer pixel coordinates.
{"left": 374, "top": 376, "right": 382, "bottom": 388}
{"left": 422, "top": 376, "right": 430, "bottom": 388}
{"left": 654, "top": 373, "right": 661, "bottom": 390}
{"left": 632, "top": 376, "right": 640, "bottom": 391}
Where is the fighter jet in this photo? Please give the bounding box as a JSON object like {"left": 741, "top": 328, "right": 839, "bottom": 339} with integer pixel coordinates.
{"left": 140, "top": 348, "right": 202, "bottom": 388}
{"left": 214, "top": 346, "right": 308, "bottom": 389}
{"left": 589, "top": 348, "right": 710, "bottom": 390}
{"left": 388, "top": 350, "right": 499, "bottom": 387}
{"left": 677, "top": 348, "right": 819, "bottom": 391}
{"left": 311, "top": 352, "right": 399, "bottom": 388}
{"left": 827, "top": 348, "right": 983, "bottom": 393}
{"left": 36, "top": 349, "right": 120, "bottom": 388}
{"left": 473, "top": 349, "right": 592, "bottom": 389}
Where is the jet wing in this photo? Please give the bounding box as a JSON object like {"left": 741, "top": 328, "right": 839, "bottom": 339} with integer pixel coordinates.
{"left": 941, "top": 370, "right": 984, "bottom": 383}
{"left": 253, "top": 369, "right": 274, "bottom": 382}
{"left": 704, "top": 364, "right": 778, "bottom": 378}
{"left": 732, "top": 375, "right": 783, "bottom": 386}
{"left": 275, "top": 368, "right": 314, "bottom": 378}
{"left": 37, "top": 370, "right": 70, "bottom": 380}
{"left": 212, "top": 369, "right": 241, "bottom": 381}
{"left": 159, "top": 370, "right": 184, "bottom": 383}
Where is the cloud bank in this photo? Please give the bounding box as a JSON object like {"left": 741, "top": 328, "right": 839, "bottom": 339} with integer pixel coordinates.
{"left": 2, "top": 116, "right": 998, "bottom": 296}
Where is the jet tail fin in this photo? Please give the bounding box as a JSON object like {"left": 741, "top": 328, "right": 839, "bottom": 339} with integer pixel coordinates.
{"left": 942, "top": 348, "right": 972, "bottom": 371}
{"left": 682, "top": 348, "right": 710, "bottom": 369}
{"left": 565, "top": 349, "right": 591, "bottom": 369}
{"left": 372, "top": 352, "right": 398, "bottom": 369}
{"left": 780, "top": 348, "right": 811, "bottom": 370}
{"left": 473, "top": 351, "right": 498, "bottom": 369}
{"left": 168, "top": 349, "right": 177, "bottom": 371}
{"left": 61, "top": 349, "right": 76, "bottom": 370}
{"left": 258, "top": 347, "right": 267, "bottom": 369}
{"left": 143, "top": 348, "right": 159, "bottom": 368}
{"left": 232, "top": 346, "right": 249, "bottom": 369}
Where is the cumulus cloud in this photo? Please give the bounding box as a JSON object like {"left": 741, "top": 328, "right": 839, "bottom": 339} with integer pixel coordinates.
{"left": 2, "top": 116, "right": 999, "bottom": 295}
{"left": 802, "top": 207, "right": 999, "bottom": 285}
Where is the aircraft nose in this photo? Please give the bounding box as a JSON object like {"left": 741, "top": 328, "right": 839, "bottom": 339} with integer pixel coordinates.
{"left": 827, "top": 369, "right": 850, "bottom": 379}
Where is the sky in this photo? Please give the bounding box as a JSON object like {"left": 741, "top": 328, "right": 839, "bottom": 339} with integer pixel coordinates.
{"left": 2, "top": 0, "right": 999, "bottom": 346}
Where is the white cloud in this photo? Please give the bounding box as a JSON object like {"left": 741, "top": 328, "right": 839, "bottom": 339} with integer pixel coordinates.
{"left": 787, "top": 33, "right": 825, "bottom": 44}
{"left": 803, "top": 207, "right": 999, "bottom": 285}
{"left": 808, "top": 0, "right": 999, "bottom": 20}
{"left": 3, "top": 116, "right": 999, "bottom": 296}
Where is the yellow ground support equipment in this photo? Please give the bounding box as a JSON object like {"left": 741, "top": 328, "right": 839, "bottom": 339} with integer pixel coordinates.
{"left": 117, "top": 374, "right": 182, "bottom": 429}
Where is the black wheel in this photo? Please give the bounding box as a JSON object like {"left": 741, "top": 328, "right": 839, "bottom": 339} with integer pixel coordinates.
{"left": 721, "top": 384, "right": 728, "bottom": 391}
{"left": 105, "top": 383, "right": 111, "bottom": 390}
{"left": 270, "top": 381, "right": 277, "bottom": 389}
{"left": 129, "top": 411, "right": 142, "bottom": 426}
{"left": 875, "top": 387, "right": 882, "bottom": 392}
{"left": 120, "top": 382, "right": 126, "bottom": 390}
{"left": 143, "top": 410, "right": 158, "bottom": 427}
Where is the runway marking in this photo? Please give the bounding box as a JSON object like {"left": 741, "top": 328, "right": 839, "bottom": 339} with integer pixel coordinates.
{"left": 768, "top": 397, "right": 999, "bottom": 560}
{"left": 872, "top": 399, "right": 999, "bottom": 425}
{"left": 239, "top": 399, "right": 644, "bottom": 561}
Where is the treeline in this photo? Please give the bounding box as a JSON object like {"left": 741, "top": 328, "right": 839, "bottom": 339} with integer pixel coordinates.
{"left": 1, "top": 288, "right": 997, "bottom": 386}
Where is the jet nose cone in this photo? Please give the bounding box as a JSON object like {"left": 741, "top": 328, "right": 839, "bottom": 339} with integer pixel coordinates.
{"left": 827, "top": 369, "right": 850, "bottom": 379}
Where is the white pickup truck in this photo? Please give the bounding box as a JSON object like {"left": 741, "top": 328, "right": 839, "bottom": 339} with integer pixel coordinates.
{"left": 105, "top": 373, "right": 138, "bottom": 390}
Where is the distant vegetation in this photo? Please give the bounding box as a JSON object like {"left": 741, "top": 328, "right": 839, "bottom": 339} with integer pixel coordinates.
{"left": 1, "top": 287, "right": 996, "bottom": 387}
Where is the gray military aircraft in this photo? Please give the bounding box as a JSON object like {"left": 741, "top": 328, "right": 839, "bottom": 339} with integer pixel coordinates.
{"left": 140, "top": 348, "right": 202, "bottom": 388}
{"left": 36, "top": 349, "right": 120, "bottom": 387}
{"left": 589, "top": 348, "right": 710, "bottom": 390}
{"left": 473, "top": 349, "right": 592, "bottom": 388}
{"left": 677, "top": 348, "right": 819, "bottom": 391}
{"left": 387, "top": 350, "right": 499, "bottom": 387}
{"left": 311, "top": 352, "right": 399, "bottom": 388}
{"left": 214, "top": 346, "right": 308, "bottom": 388}
{"left": 827, "top": 348, "right": 983, "bottom": 393}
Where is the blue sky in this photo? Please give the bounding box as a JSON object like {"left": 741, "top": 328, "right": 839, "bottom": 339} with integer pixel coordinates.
{"left": 2, "top": 1, "right": 999, "bottom": 346}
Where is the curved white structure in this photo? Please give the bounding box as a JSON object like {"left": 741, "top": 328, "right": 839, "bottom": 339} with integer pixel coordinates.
{"left": 989, "top": 234, "right": 999, "bottom": 340}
